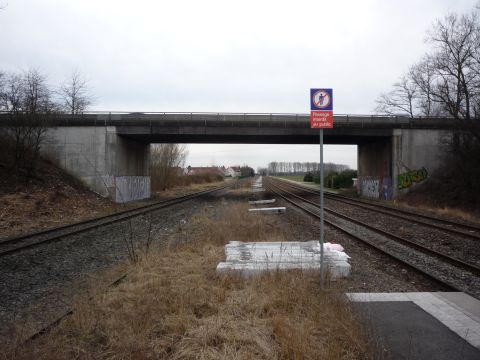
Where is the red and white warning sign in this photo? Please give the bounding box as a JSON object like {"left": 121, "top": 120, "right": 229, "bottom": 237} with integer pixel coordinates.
{"left": 310, "top": 88, "right": 333, "bottom": 129}
{"left": 310, "top": 111, "right": 333, "bottom": 128}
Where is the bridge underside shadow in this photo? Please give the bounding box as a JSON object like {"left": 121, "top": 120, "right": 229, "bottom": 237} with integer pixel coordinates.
{"left": 117, "top": 130, "right": 393, "bottom": 145}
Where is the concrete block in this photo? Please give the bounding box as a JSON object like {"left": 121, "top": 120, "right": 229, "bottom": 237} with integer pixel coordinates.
{"left": 248, "top": 199, "right": 276, "bottom": 205}
{"left": 248, "top": 207, "right": 286, "bottom": 214}
{"left": 115, "top": 176, "right": 151, "bottom": 203}
{"left": 217, "top": 241, "right": 351, "bottom": 279}
{"left": 251, "top": 188, "right": 265, "bottom": 193}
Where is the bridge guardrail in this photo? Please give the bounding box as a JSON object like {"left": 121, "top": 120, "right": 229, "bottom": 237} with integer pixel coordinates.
{"left": 0, "top": 111, "right": 460, "bottom": 130}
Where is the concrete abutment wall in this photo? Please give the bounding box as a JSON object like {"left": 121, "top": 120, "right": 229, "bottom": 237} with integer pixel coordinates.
{"left": 357, "top": 129, "right": 451, "bottom": 200}
{"left": 41, "top": 126, "right": 150, "bottom": 203}
{"left": 392, "top": 128, "right": 451, "bottom": 198}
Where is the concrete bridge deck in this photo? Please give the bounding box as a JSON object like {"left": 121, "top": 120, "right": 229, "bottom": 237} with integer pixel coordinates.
{"left": 0, "top": 112, "right": 459, "bottom": 144}
{"left": 49, "top": 112, "right": 460, "bottom": 142}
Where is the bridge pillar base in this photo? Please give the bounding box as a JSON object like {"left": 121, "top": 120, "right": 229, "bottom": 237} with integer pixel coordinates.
{"left": 357, "top": 138, "right": 393, "bottom": 200}
{"left": 41, "top": 126, "right": 151, "bottom": 203}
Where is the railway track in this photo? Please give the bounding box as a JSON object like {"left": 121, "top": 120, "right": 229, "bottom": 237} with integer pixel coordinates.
{"left": 265, "top": 178, "right": 480, "bottom": 297}
{"left": 271, "top": 177, "right": 480, "bottom": 240}
{"left": 25, "top": 272, "right": 130, "bottom": 343}
{"left": 0, "top": 183, "right": 231, "bottom": 258}
{"left": 270, "top": 177, "right": 480, "bottom": 268}
{"left": 13, "top": 182, "right": 236, "bottom": 343}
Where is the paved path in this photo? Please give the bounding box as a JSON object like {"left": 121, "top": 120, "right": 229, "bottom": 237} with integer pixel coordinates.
{"left": 348, "top": 292, "right": 480, "bottom": 359}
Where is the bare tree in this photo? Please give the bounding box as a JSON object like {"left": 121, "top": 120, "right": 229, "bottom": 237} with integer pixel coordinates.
{"left": 268, "top": 161, "right": 278, "bottom": 175}
{"left": 375, "top": 76, "right": 418, "bottom": 118}
{"left": 426, "top": 12, "right": 480, "bottom": 140}
{"left": 409, "top": 58, "right": 443, "bottom": 117}
{"left": 0, "top": 72, "right": 22, "bottom": 113}
{"left": 257, "top": 167, "right": 267, "bottom": 176}
{"left": 59, "top": 69, "right": 93, "bottom": 114}
{"left": 22, "top": 69, "right": 57, "bottom": 175}
{"left": 150, "top": 144, "right": 188, "bottom": 191}
{"left": 377, "top": 8, "right": 480, "bottom": 142}
{"left": 0, "top": 69, "right": 57, "bottom": 177}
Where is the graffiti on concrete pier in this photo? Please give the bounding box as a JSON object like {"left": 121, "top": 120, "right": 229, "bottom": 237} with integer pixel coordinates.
{"left": 398, "top": 167, "right": 428, "bottom": 189}
{"left": 361, "top": 178, "right": 380, "bottom": 199}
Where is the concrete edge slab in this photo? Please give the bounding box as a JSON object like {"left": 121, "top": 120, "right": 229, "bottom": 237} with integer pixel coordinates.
{"left": 346, "top": 292, "right": 480, "bottom": 349}
{"left": 433, "top": 292, "right": 480, "bottom": 324}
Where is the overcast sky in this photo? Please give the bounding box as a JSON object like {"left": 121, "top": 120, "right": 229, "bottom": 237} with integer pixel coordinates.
{"left": 1, "top": 0, "right": 477, "bottom": 170}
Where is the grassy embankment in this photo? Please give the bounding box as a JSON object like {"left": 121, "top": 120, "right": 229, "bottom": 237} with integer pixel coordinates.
{"left": 6, "top": 186, "right": 374, "bottom": 359}
{"left": 275, "top": 175, "right": 306, "bottom": 182}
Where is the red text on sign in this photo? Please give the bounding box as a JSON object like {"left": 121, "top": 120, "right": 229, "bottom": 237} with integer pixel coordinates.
{"left": 310, "top": 111, "right": 333, "bottom": 129}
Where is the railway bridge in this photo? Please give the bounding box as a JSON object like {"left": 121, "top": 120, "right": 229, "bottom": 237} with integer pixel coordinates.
{"left": 0, "top": 112, "right": 459, "bottom": 202}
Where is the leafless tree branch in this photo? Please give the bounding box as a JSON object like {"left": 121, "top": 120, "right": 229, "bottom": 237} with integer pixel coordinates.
{"left": 59, "top": 69, "right": 93, "bottom": 114}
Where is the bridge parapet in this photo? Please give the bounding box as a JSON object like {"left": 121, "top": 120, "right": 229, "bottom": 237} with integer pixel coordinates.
{"left": 0, "top": 112, "right": 460, "bottom": 130}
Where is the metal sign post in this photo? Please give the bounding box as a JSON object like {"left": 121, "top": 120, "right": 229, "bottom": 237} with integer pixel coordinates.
{"left": 319, "top": 128, "right": 325, "bottom": 287}
{"left": 310, "top": 88, "right": 333, "bottom": 289}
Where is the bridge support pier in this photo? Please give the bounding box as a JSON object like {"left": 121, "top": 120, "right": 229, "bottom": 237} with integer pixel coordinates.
{"left": 41, "top": 126, "right": 150, "bottom": 203}
{"left": 357, "top": 129, "right": 452, "bottom": 200}
{"left": 357, "top": 138, "right": 393, "bottom": 200}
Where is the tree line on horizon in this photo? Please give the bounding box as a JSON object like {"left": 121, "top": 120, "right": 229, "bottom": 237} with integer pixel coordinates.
{"left": 259, "top": 161, "right": 351, "bottom": 176}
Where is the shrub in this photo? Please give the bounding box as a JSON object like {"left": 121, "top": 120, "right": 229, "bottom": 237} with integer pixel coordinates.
{"left": 303, "top": 172, "right": 313, "bottom": 182}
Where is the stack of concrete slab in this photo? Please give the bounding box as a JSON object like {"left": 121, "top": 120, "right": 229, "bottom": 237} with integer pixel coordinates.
{"left": 248, "top": 199, "right": 276, "bottom": 205}
{"left": 248, "top": 207, "right": 286, "bottom": 214}
{"left": 216, "top": 240, "right": 350, "bottom": 279}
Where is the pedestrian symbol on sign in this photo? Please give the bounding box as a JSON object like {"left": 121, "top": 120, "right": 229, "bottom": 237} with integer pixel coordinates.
{"left": 312, "top": 89, "right": 332, "bottom": 109}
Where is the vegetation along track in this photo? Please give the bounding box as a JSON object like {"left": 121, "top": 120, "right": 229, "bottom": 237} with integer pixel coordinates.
{"left": 0, "top": 183, "right": 232, "bottom": 257}
{"left": 265, "top": 177, "right": 480, "bottom": 298}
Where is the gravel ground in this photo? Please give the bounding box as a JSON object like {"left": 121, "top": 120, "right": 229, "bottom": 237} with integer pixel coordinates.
{"left": 0, "top": 190, "right": 228, "bottom": 340}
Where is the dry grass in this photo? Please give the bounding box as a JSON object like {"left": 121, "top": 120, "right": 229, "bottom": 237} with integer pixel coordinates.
{"left": 4, "top": 196, "right": 374, "bottom": 360}
{"left": 395, "top": 200, "right": 480, "bottom": 225}
{"left": 158, "top": 180, "right": 229, "bottom": 199}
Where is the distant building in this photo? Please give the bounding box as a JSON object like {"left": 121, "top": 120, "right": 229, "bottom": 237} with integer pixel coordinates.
{"left": 225, "top": 166, "right": 242, "bottom": 178}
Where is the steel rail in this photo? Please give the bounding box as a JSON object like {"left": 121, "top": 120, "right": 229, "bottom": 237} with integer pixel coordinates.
{"left": 20, "top": 182, "right": 236, "bottom": 343}
{"left": 0, "top": 184, "right": 231, "bottom": 257}
{"left": 264, "top": 179, "right": 460, "bottom": 292}
{"left": 267, "top": 179, "right": 480, "bottom": 277}
{"left": 25, "top": 272, "right": 130, "bottom": 343}
{"left": 270, "top": 177, "right": 480, "bottom": 240}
